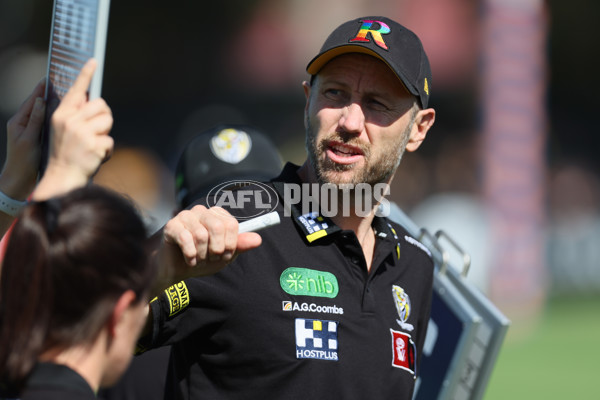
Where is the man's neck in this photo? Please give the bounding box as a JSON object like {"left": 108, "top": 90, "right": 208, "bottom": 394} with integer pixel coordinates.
{"left": 297, "top": 161, "right": 378, "bottom": 270}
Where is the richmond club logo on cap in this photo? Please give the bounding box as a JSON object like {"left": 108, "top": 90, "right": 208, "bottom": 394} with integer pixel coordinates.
{"left": 349, "top": 19, "right": 391, "bottom": 50}
{"left": 209, "top": 128, "right": 252, "bottom": 164}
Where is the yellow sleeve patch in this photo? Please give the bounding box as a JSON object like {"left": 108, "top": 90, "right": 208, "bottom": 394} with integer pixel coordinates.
{"left": 165, "top": 281, "right": 190, "bottom": 317}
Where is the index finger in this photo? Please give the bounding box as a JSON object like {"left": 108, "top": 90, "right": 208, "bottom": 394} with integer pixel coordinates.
{"left": 60, "top": 59, "right": 97, "bottom": 108}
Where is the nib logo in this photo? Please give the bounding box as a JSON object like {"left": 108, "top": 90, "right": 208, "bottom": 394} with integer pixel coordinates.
{"left": 280, "top": 267, "right": 339, "bottom": 298}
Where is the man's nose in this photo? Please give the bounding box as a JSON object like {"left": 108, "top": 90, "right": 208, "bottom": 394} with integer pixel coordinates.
{"left": 338, "top": 103, "right": 365, "bottom": 135}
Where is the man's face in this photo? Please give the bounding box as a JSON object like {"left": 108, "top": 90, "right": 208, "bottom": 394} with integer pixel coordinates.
{"left": 304, "top": 53, "right": 418, "bottom": 186}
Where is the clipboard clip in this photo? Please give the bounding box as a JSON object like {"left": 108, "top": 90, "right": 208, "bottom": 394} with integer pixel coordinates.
{"left": 419, "top": 228, "right": 471, "bottom": 278}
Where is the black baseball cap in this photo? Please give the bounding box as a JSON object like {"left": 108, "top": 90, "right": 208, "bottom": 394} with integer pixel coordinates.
{"left": 306, "top": 16, "right": 432, "bottom": 109}
{"left": 175, "top": 124, "right": 283, "bottom": 209}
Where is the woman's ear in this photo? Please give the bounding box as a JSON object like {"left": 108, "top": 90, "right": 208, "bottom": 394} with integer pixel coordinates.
{"left": 107, "top": 290, "right": 137, "bottom": 338}
{"left": 406, "top": 108, "right": 436, "bottom": 152}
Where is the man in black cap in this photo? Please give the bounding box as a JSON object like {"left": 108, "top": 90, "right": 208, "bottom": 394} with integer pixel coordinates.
{"left": 174, "top": 124, "right": 283, "bottom": 210}
{"left": 148, "top": 16, "right": 436, "bottom": 400}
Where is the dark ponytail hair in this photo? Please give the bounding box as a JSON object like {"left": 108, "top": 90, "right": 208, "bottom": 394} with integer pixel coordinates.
{"left": 0, "top": 185, "right": 156, "bottom": 391}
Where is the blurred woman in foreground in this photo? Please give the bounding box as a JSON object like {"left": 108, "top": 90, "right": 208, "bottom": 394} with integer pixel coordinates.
{"left": 0, "top": 185, "right": 156, "bottom": 399}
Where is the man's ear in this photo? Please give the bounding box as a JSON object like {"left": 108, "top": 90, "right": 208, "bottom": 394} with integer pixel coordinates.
{"left": 302, "top": 80, "right": 311, "bottom": 99}
{"left": 302, "top": 80, "right": 312, "bottom": 129}
{"left": 406, "top": 108, "right": 435, "bottom": 152}
{"left": 107, "top": 290, "right": 137, "bottom": 338}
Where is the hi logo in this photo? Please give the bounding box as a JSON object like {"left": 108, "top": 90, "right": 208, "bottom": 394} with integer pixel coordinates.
{"left": 349, "top": 19, "right": 391, "bottom": 50}
{"left": 280, "top": 267, "right": 339, "bottom": 298}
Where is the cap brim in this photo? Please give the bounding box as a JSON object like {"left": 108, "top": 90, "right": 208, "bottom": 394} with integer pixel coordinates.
{"left": 306, "top": 45, "right": 418, "bottom": 97}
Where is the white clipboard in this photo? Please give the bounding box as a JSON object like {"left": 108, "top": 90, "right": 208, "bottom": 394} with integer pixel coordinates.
{"left": 39, "top": 0, "right": 111, "bottom": 175}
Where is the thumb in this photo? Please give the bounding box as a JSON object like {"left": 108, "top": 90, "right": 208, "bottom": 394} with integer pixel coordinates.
{"left": 235, "top": 232, "right": 262, "bottom": 253}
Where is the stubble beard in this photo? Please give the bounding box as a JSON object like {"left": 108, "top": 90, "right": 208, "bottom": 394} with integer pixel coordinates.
{"left": 305, "top": 117, "right": 413, "bottom": 188}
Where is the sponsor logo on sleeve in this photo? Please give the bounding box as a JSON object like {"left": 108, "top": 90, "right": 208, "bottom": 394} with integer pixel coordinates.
{"left": 295, "top": 318, "right": 339, "bottom": 361}
{"left": 165, "top": 281, "right": 190, "bottom": 317}
{"left": 390, "top": 329, "right": 416, "bottom": 376}
{"left": 280, "top": 267, "right": 339, "bottom": 298}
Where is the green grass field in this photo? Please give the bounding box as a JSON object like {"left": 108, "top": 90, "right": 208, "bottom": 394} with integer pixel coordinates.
{"left": 484, "top": 295, "right": 600, "bottom": 399}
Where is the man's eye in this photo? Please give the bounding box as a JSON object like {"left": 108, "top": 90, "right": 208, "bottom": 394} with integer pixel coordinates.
{"left": 324, "top": 88, "right": 343, "bottom": 99}
{"left": 368, "top": 99, "right": 389, "bottom": 111}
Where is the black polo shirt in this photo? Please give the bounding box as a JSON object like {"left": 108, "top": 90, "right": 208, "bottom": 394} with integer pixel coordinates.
{"left": 19, "top": 363, "right": 96, "bottom": 400}
{"left": 140, "top": 163, "right": 434, "bottom": 400}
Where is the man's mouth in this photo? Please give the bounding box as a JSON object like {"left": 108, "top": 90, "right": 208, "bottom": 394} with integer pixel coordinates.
{"left": 325, "top": 141, "right": 364, "bottom": 164}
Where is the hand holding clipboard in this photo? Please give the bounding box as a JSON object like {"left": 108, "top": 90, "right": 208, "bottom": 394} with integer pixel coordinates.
{"left": 33, "top": 59, "right": 114, "bottom": 201}
{"left": 40, "top": 0, "right": 111, "bottom": 176}
{"left": 0, "top": 58, "right": 112, "bottom": 233}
